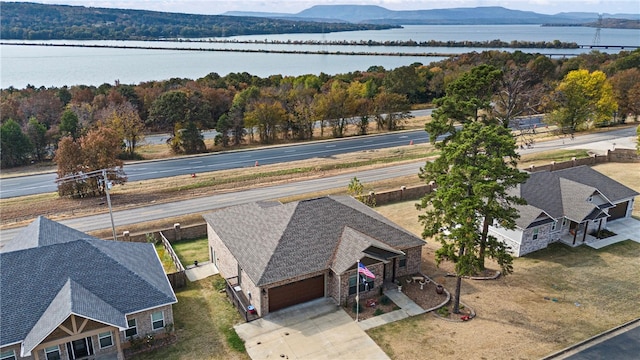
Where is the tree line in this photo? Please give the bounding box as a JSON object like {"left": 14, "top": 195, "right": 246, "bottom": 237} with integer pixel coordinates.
{"left": 0, "top": 2, "right": 396, "bottom": 41}
{"left": 1, "top": 48, "right": 638, "bottom": 196}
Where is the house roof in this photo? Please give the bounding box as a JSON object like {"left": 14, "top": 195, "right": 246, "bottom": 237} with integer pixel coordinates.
{"left": 512, "top": 166, "right": 638, "bottom": 228}
{"left": 203, "top": 196, "right": 424, "bottom": 287}
{"left": 0, "top": 217, "right": 177, "bottom": 353}
{"left": 0, "top": 216, "right": 97, "bottom": 253}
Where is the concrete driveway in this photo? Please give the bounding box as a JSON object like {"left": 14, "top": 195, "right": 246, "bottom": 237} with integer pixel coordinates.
{"left": 234, "top": 298, "right": 389, "bottom": 360}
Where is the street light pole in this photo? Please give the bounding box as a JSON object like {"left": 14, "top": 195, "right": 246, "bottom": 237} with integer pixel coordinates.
{"left": 102, "top": 169, "right": 117, "bottom": 241}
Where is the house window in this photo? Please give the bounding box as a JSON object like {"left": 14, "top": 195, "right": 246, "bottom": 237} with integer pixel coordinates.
{"left": 0, "top": 350, "right": 16, "bottom": 360}
{"left": 348, "top": 274, "right": 374, "bottom": 295}
{"left": 98, "top": 331, "right": 113, "bottom": 349}
{"left": 45, "top": 346, "right": 61, "bottom": 360}
{"left": 533, "top": 228, "right": 539, "bottom": 240}
{"left": 151, "top": 311, "right": 165, "bottom": 330}
{"left": 125, "top": 318, "right": 138, "bottom": 338}
{"left": 551, "top": 221, "right": 557, "bottom": 231}
{"left": 588, "top": 196, "right": 593, "bottom": 202}
{"left": 398, "top": 255, "right": 407, "bottom": 268}
{"left": 562, "top": 218, "right": 567, "bottom": 227}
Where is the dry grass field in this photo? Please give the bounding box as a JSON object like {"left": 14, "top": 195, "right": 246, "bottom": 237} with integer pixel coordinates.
{"left": 370, "top": 163, "right": 640, "bottom": 359}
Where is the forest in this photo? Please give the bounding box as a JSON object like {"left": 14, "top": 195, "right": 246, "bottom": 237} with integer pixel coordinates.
{"left": 1, "top": 49, "right": 639, "bottom": 173}
{"left": 0, "top": 2, "right": 396, "bottom": 40}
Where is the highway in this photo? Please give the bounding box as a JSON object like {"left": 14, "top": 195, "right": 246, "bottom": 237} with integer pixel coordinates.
{"left": 0, "top": 109, "right": 546, "bottom": 199}
{"left": 0, "top": 125, "right": 636, "bottom": 244}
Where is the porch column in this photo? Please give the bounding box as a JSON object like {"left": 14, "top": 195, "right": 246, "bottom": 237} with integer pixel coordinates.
{"left": 582, "top": 222, "right": 589, "bottom": 243}
{"left": 115, "top": 328, "right": 124, "bottom": 360}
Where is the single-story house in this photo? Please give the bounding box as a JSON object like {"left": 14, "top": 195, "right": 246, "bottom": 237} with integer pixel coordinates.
{"left": 0, "top": 217, "right": 177, "bottom": 360}
{"left": 490, "top": 165, "right": 638, "bottom": 256}
{"left": 203, "top": 196, "right": 425, "bottom": 318}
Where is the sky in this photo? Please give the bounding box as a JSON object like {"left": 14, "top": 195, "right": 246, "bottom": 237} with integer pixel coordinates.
{"left": 9, "top": 0, "right": 640, "bottom": 15}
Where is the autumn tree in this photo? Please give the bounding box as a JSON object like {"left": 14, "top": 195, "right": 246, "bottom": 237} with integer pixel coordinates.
{"left": 245, "top": 98, "right": 287, "bottom": 144}
{"left": 609, "top": 68, "right": 640, "bottom": 123}
{"left": 313, "top": 81, "right": 352, "bottom": 138}
{"left": 546, "top": 69, "right": 618, "bottom": 133}
{"left": 373, "top": 90, "right": 411, "bottom": 131}
{"left": 170, "top": 121, "right": 206, "bottom": 154}
{"left": 96, "top": 102, "right": 145, "bottom": 156}
{"left": 418, "top": 122, "right": 526, "bottom": 313}
{"left": 55, "top": 127, "right": 126, "bottom": 198}
{"left": 1, "top": 119, "right": 33, "bottom": 168}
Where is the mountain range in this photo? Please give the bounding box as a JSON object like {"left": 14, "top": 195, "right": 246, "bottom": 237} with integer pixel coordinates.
{"left": 224, "top": 5, "right": 640, "bottom": 25}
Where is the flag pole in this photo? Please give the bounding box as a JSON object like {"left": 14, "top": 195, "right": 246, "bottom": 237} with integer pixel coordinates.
{"left": 356, "top": 260, "right": 360, "bottom": 322}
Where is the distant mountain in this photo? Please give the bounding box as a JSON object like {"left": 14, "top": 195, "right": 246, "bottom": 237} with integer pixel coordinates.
{"left": 224, "top": 5, "right": 640, "bottom": 25}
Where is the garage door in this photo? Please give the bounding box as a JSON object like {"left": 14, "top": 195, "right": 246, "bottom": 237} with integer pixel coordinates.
{"left": 609, "top": 201, "right": 629, "bottom": 220}
{"left": 268, "top": 275, "right": 324, "bottom": 312}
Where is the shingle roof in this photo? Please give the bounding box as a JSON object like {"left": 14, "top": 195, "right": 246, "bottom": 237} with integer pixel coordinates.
{"left": 203, "top": 196, "right": 424, "bottom": 286}
{"left": 553, "top": 165, "right": 639, "bottom": 202}
{"left": 1, "top": 216, "right": 99, "bottom": 253}
{"left": 0, "top": 218, "right": 177, "bottom": 352}
{"left": 512, "top": 166, "right": 637, "bottom": 227}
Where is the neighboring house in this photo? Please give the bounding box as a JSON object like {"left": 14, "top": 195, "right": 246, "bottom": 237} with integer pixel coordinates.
{"left": 0, "top": 217, "right": 177, "bottom": 360}
{"left": 490, "top": 165, "right": 638, "bottom": 256}
{"left": 203, "top": 196, "right": 425, "bottom": 318}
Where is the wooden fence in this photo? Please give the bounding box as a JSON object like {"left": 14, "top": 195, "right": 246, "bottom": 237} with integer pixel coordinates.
{"left": 159, "top": 231, "right": 187, "bottom": 290}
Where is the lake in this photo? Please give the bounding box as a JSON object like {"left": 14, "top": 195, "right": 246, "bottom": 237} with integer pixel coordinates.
{"left": 1, "top": 25, "right": 638, "bottom": 88}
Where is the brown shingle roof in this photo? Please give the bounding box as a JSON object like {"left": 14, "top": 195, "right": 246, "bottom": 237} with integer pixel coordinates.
{"left": 203, "top": 196, "right": 424, "bottom": 286}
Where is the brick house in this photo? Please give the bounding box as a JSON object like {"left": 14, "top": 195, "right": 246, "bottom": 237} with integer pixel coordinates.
{"left": 203, "top": 196, "right": 425, "bottom": 318}
{"left": 0, "top": 217, "right": 177, "bottom": 360}
{"left": 489, "top": 166, "right": 638, "bottom": 256}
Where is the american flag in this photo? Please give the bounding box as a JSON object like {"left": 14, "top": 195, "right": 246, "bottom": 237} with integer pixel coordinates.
{"left": 358, "top": 262, "right": 375, "bottom": 278}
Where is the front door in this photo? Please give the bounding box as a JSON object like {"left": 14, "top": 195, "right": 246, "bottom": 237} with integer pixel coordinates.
{"left": 66, "top": 337, "right": 94, "bottom": 360}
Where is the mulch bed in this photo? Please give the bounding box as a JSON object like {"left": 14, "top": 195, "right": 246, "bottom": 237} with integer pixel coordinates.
{"left": 345, "top": 295, "right": 401, "bottom": 321}
{"left": 397, "top": 275, "right": 449, "bottom": 310}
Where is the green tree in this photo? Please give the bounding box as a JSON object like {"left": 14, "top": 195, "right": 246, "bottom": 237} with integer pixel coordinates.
{"left": 1, "top": 119, "right": 33, "bottom": 168}
{"left": 426, "top": 64, "right": 502, "bottom": 142}
{"left": 59, "top": 109, "right": 80, "bottom": 139}
{"left": 546, "top": 69, "right": 618, "bottom": 133}
{"left": 417, "top": 122, "right": 526, "bottom": 314}
{"left": 170, "top": 121, "right": 205, "bottom": 154}
{"left": 26, "top": 116, "right": 48, "bottom": 162}
{"left": 245, "top": 99, "right": 286, "bottom": 144}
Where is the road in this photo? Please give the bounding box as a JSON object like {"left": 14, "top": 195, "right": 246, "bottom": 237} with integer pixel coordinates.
{"left": 0, "top": 126, "right": 636, "bottom": 244}
{"left": 0, "top": 113, "right": 547, "bottom": 199}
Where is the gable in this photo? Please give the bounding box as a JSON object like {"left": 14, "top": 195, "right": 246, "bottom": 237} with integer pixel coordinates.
{"left": 0, "top": 227, "right": 177, "bottom": 348}
{"left": 204, "top": 196, "right": 425, "bottom": 287}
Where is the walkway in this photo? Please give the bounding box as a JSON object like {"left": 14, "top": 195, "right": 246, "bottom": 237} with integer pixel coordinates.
{"left": 184, "top": 261, "right": 219, "bottom": 281}
{"left": 358, "top": 288, "right": 429, "bottom": 331}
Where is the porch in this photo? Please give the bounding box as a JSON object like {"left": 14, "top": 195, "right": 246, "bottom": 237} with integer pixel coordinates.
{"left": 224, "top": 276, "right": 260, "bottom": 322}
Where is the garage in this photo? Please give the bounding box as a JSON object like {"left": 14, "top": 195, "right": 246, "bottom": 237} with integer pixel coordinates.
{"left": 268, "top": 275, "right": 325, "bottom": 312}
{"left": 608, "top": 201, "right": 629, "bottom": 220}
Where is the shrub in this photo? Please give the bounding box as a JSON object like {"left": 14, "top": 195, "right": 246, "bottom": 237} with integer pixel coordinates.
{"left": 379, "top": 295, "right": 391, "bottom": 305}
{"left": 437, "top": 306, "right": 450, "bottom": 317}
{"left": 373, "top": 308, "right": 385, "bottom": 316}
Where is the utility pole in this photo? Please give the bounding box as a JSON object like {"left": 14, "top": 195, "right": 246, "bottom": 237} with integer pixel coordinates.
{"left": 102, "top": 169, "right": 117, "bottom": 241}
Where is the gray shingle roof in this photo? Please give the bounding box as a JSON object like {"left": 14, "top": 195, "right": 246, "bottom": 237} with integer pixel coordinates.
{"left": 553, "top": 165, "right": 639, "bottom": 202}
{"left": 512, "top": 166, "right": 637, "bottom": 228}
{"left": 1, "top": 216, "right": 99, "bottom": 253}
{"left": 0, "top": 218, "right": 177, "bottom": 352}
{"left": 203, "top": 196, "right": 424, "bottom": 286}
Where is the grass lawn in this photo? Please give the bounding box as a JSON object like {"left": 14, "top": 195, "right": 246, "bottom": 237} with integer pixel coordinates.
{"left": 173, "top": 237, "right": 209, "bottom": 266}
{"left": 130, "top": 276, "right": 249, "bottom": 360}
{"left": 371, "top": 198, "right": 640, "bottom": 360}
